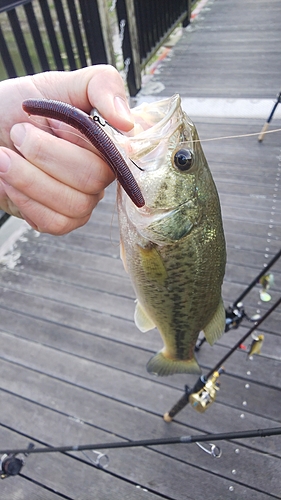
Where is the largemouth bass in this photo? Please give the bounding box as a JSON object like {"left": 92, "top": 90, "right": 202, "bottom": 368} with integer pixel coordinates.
{"left": 115, "top": 94, "right": 226, "bottom": 376}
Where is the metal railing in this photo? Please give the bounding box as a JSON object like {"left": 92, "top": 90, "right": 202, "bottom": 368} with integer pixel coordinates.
{"left": 116, "top": 0, "right": 192, "bottom": 96}
{"left": 0, "top": 0, "right": 111, "bottom": 79}
{"left": 0, "top": 0, "right": 193, "bottom": 91}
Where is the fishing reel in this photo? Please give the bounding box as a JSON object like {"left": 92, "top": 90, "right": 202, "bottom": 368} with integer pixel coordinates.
{"left": 0, "top": 453, "right": 24, "bottom": 479}
{"left": 189, "top": 368, "right": 225, "bottom": 413}
{"left": 224, "top": 271, "right": 275, "bottom": 332}
{"left": 0, "top": 443, "right": 34, "bottom": 479}
{"left": 225, "top": 302, "right": 246, "bottom": 332}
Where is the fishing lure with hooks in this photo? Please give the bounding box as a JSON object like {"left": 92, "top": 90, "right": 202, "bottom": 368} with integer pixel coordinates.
{"left": 22, "top": 99, "right": 145, "bottom": 209}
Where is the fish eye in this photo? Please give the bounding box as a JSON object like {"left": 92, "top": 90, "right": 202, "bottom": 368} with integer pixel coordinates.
{"left": 173, "top": 149, "right": 194, "bottom": 171}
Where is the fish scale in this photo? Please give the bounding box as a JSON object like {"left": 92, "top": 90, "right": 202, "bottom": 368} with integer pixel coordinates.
{"left": 116, "top": 94, "right": 226, "bottom": 376}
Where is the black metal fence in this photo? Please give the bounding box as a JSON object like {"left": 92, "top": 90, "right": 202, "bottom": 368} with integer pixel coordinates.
{"left": 116, "top": 0, "right": 192, "bottom": 96}
{"left": 0, "top": 0, "right": 192, "bottom": 89}
{"left": 0, "top": 0, "right": 110, "bottom": 79}
{"left": 136, "top": 0, "right": 191, "bottom": 64}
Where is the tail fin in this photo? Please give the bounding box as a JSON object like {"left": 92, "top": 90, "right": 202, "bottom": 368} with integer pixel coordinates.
{"left": 146, "top": 351, "right": 201, "bottom": 376}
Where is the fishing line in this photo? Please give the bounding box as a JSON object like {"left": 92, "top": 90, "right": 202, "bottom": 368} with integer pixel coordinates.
{"left": 26, "top": 114, "right": 281, "bottom": 146}
{"left": 194, "top": 127, "right": 281, "bottom": 143}
{"left": 25, "top": 115, "right": 97, "bottom": 150}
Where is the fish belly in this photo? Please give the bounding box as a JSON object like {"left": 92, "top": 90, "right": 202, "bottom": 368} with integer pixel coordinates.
{"left": 119, "top": 206, "right": 226, "bottom": 376}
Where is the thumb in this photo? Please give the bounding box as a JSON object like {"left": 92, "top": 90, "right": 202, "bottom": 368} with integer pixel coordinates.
{"left": 31, "top": 65, "right": 134, "bottom": 132}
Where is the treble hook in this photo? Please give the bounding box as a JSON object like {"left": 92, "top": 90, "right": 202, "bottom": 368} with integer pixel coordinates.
{"left": 196, "top": 442, "right": 222, "bottom": 458}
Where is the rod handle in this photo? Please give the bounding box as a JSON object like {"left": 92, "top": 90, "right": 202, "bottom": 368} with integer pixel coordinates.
{"left": 258, "top": 122, "right": 269, "bottom": 142}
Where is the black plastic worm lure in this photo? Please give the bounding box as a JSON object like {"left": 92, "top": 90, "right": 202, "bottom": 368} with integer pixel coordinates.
{"left": 22, "top": 99, "right": 145, "bottom": 208}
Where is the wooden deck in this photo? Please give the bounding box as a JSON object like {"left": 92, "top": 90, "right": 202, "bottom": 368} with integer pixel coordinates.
{"left": 0, "top": 0, "right": 281, "bottom": 498}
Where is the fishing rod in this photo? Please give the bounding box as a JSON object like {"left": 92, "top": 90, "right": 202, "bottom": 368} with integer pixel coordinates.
{"left": 164, "top": 296, "right": 281, "bottom": 422}
{"left": 1, "top": 426, "right": 281, "bottom": 479}
{"left": 0, "top": 264, "right": 279, "bottom": 479}
{"left": 1, "top": 300, "right": 279, "bottom": 480}
{"left": 195, "top": 248, "right": 281, "bottom": 352}
{"left": 258, "top": 90, "right": 281, "bottom": 142}
{"left": 1, "top": 304, "right": 280, "bottom": 480}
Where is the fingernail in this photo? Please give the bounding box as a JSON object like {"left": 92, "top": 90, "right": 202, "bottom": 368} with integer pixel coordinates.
{"left": 114, "top": 96, "right": 133, "bottom": 123}
{"left": 0, "top": 149, "right": 11, "bottom": 173}
{"left": 10, "top": 123, "right": 26, "bottom": 149}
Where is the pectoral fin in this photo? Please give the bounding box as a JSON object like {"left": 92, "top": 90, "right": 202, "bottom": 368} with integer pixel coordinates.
{"left": 134, "top": 300, "right": 156, "bottom": 332}
{"left": 138, "top": 245, "right": 167, "bottom": 285}
{"left": 203, "top": 297, "right": 225, "bottom": 346}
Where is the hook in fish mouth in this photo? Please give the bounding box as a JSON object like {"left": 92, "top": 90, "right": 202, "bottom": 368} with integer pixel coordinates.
{"left": 92, "top": 109, "right": 144, "bottom": 173}
{"left": 22, "top": 98, "right": 145, "bottom": 208}
{"left": 129, "top": 158, "right": 144, "bottom": 172}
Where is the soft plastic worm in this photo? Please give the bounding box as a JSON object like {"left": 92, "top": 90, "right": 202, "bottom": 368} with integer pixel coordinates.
{"left": 22, "top": 99, "right": 145, "bottom": 208}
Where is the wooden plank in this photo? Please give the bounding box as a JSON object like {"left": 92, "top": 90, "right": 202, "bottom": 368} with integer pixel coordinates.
{"left": 0, "top": 322, "right": 280, "bottom": 424}
{"left": 11, "top": 236, "right": 281, "bottom": 285}
{"left": 14, "top": 225, "right": 280, "bottom": 266}
{"left": 146, "top": 0, "right": 281, "bottom": 96}
{"left": 0, "top": 426, "right": 163, "bottom": 500}
{"left": 0, "top": 268, "right": 134, "bottom": 319}
{"left": 2, "top": 245, "right": 280, "bottom": 309}
{"left": 0, "top": 367, "right": 280, "bottom": 499}
{"left": 0, "top": 297, "right": 279, "bottom": 367}
{"left": 2, "top": 237, "right": 280, "bottom": 309}
{"left": 2, "top": 255, "right": 133, "bottom": 297}
{"left": 1, "top": 242, "right": 281, "bottom": 319}
{"left": 148, "top": 0, "right": 281, "bottom": 99}
{"left": 0, "top": 319, "right": 279, "bottom": 402}
{"left": 1, "top": 334, "right": 281, "bottom": 449}
{"left": 0, "top": 268, "right": 279, "bottom": 348}
{"left": 0, "top": 465, "right": 64, "bottom": 499}
{"left": 0, "top": 266, "right": 279, "bottom": 337}
{"left": 4, "top": 218, "right": 281, "bottom": 284}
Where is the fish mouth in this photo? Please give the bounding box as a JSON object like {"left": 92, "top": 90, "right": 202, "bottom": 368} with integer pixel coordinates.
{"left": 137, "top": 197, "right": 196, "bottom": 216}
{"left": 112, "top": 94, "right": 195, "bottom": 210}
{"left": 112, "top": 94, "right": 187, "bottom": 160}
{"left": 129, "top": 94, "right": 183, "bottom": 142}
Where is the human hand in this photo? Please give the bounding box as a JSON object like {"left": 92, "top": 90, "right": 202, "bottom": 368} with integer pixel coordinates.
{"left": 0, "top": 65, "right": 134, "bottom": 234}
